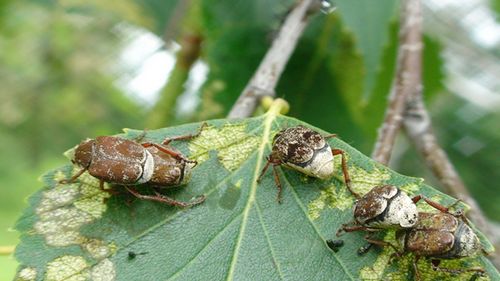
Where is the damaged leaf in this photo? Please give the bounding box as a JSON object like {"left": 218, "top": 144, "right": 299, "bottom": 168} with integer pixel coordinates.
{"left": 14, "top": 104, "right": 499, "bottom": 281}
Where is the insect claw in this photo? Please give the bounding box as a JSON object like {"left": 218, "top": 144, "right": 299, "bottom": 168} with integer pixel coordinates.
{"left": 357, "top": 244, "right": 372, "bottom": 256}
{"left": 191, "top": 195, "right": 207, "bottom": 205}
{"left": 388, "top": 252, "right": 400, "bottom": 264}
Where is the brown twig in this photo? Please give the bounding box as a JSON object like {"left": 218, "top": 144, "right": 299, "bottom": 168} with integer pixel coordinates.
{"left": 227, "top": 0, "right": 318, "bottom": 119}
{"left": 403, "top": 94, "right": 497, "bottom": 245}
{"left": 371, "top": 0, "right": 423, "bottom": 165}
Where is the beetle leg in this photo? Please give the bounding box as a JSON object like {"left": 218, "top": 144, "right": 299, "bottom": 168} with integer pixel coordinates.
{"left": 430, "top": 258, "right": 485, "bottom": 277}
{"left": 162, "top": 122, "right": 207, "bottom": 145}
{"left": 257, "top": 156, "right": 273, "bottom": 184}
{"left": 363, "top": 237, "right": 400, "bottom": 255}
{"left": 336, "top": 224, "right": 368, "bottom": 236}
{"left": 133, "top": 129, "right": 148, "bottom": 142}
{"left": 271, "top": 164, "right": 283, "bottom": 203}
{"left": 125, "top": 187, "right": 206, "bottom": 207}
{"left": 97, "top": 181, "right": 120, "bottom": 195}
{"left": 141, "top": 143, "right": 194, "bottom": 164}
{"left": 413, "top": 255, "right": 422, "bottom": 281}
{"left": 59, "top": 168, "right": 87, "bottom": 184}
{"left": 323, "top": 134, "right": 337, "bottom": 139}
{"left": 256, "top": 155, "right": 283, "bottom": 203}
{"left": 442, "top": 200, "right": 474, "bottom": 226}
{"left": 337, "top": 223, "right": 380, "bottom": 239}
{"left": 357, "top": 243, "right": 373, "bottom": 256}
{"left": 331, "top": 149, "right": 360, "bottom": 199}
{"left": 411, "top": 194, "right": 422, "bottom": 204}
{"left": 162, "top": 143, "right": 197, "bottom": 164}
{"left": 412, "top": 195, "right": 458, "bottom": 214}
{"left": 356, "top": 232, "right": 385, "bottom": 255}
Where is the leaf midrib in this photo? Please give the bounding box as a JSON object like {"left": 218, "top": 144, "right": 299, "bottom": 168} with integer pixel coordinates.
{"left": 225, "top": 111, "right": 276, "bottom": 281}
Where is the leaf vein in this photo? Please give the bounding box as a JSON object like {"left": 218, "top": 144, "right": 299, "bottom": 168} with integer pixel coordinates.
{"left": 255, "top": 201, "right": 285, "bottom": 281}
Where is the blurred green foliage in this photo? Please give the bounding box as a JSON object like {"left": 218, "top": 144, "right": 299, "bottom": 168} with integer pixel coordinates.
{"left": 1, "top": 0, "right": 499, "bottom": 280}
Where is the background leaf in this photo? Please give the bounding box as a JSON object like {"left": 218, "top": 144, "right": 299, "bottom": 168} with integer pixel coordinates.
{"left": 14, "top": 112, "right": 498, "bottom": 281}
{"left": 335, "top": 0, "right": 398, "bottom": 100}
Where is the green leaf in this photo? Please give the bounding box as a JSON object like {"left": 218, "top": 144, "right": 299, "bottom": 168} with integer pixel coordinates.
{"left": 335, "top": 0, "right": 398, "bottom": 100}
{"left": 133, "top": 0, "right": 180, "bottom": 35}
{"left": 14, "top": 105, "right": 498, "bottom": 281}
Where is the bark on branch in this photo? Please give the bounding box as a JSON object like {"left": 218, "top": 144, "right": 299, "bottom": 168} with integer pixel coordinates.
{"left": 403, "top": 93, "right": 494, "bottom": 240}
{"left": 371, "top": 0, "right": 422, "bottom": 165}
{"left": 227, "top": 0, "right": 317, "bottom": 119}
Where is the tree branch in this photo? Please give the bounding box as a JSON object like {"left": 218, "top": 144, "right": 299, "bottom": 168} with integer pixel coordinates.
{"left": 227, "top": 0, "right": 318, "bottom": 119}
{"left": 371, "top": 0, "right": 422, "bottom": 165}
{"left": 403, "top": 94, "right": 495, "bottom": 241}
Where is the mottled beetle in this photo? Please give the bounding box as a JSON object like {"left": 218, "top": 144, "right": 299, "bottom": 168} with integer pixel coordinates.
{"left": 60, "top": 125, "right": 206, "bottom": 207}
{"left": 257, "top": 125, "right": 358, "bottom": 202}
{"left": 336, "top": 185, "right": 448, "bottom": 254}
{"left": 364, "top": 210, "right": 485, "bottom": 280}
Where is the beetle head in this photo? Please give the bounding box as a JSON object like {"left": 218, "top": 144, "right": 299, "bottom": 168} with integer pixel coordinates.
{"left": 73, "top": 139, "right": 95, "bottom": 168}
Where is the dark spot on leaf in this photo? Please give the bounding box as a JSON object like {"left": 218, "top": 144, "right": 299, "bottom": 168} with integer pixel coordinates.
{"left": 219, "top": 183, "right": 241, "bottom": 210}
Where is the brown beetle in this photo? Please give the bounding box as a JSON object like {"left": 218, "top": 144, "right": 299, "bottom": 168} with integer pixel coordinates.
{"left": 61, "top": 126, "right": 206, "bottom": 207}
{"left": 257, "top": 125, "right": 357, "bottom": 203}
{"left": 359, "top": 209, "right": 485, "bottom": 280}
{"left": 395, "top": 211, "right": 485, "bottom": 280}
{"left": 336, "top": 185, "right": 446, "bottom": 250}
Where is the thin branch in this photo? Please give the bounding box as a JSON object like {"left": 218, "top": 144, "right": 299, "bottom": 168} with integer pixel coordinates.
{"left": 371, "top": 0, "right": 423, "bottom": 165}
{"left": 403, "top": 96, "right": 495, "bottom": 239}
{"left": 227, "top": 0, "right": 318, "bottom": 119}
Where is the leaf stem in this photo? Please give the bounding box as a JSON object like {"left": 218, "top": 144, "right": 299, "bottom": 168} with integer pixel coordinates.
{"left": 227, "top": 0, "right": 319, "bottom": 119}
{"left": 263, "top": 97, "right": 290, "bottom": 116}
{"left": 0, "top": 245, "right": 15, "bottom": 255}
